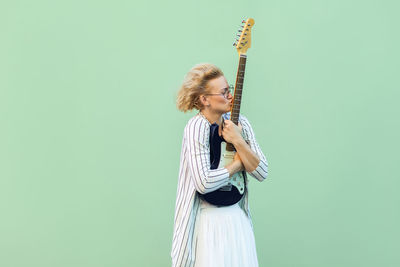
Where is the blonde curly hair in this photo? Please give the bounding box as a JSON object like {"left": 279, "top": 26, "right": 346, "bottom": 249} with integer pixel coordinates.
{"left": 176, "top": 63, "right": 224, "bottom": 113}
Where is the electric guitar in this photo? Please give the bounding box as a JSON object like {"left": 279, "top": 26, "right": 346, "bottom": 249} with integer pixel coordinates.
{"left": 198, "top": 18, "right": 255, "bottom": 206}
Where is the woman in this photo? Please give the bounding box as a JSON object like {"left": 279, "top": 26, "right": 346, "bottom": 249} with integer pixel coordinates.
{"left": 171, "top": 63, "right": 269, "bottom": 267}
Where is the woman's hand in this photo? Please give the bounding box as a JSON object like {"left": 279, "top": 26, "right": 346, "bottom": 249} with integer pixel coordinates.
{"left": 221, "top": 119, "right": 244, "bottom": 145}
{"left": 226, "top": 151, "right": 245, "bottom": 177}
{"left": 234, "top": 152, "right": 245, "bottom": 172}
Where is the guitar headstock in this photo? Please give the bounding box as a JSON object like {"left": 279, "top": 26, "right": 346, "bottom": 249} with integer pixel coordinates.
{"left": 233, "top": 18, "right": 255, "bottom": 55}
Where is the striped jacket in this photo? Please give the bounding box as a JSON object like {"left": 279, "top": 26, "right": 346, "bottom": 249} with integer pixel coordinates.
{"left": 171, "top": 111, "right": 269, "bottom": 267}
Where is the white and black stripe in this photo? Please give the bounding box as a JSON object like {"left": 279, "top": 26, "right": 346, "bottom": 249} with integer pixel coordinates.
{"left": 240, "top": 115, "right": 269, "bottom": 181}
{"left": 171, "top": 111, "right": 268, "bottom": 267}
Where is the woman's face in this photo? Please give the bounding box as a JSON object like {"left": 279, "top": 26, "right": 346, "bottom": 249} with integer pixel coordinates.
{"left": 202, "top": 76, "right": 233, "bottom": 112}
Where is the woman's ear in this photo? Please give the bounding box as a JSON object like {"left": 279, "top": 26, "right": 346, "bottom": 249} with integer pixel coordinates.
{"left": 199, "top": 95, "right": 208, "bottom": 107}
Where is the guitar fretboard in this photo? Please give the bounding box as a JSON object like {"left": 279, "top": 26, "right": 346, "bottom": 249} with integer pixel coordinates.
{"left": 226, "top": 54, "right": 247, "bottom": 152}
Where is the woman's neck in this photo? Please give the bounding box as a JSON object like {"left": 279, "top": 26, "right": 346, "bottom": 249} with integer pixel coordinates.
{"left": 199, "top": 110, "right": 223, "bottom": 125}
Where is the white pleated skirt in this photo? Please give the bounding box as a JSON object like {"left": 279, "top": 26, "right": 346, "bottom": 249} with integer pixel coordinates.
{"left": 194, "top": 197, "right": 259, "bottom": 267}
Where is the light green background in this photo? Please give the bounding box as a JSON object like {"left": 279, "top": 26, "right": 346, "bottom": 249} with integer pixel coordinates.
{"left": 1, "top": 0, "right": 399, "bottom": 266}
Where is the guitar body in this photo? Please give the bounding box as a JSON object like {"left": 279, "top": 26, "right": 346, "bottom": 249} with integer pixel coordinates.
{"left": 197, "top": 121, "right": 246, "bottom": 206}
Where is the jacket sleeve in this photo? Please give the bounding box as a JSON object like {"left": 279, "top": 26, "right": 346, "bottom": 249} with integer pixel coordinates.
{"left": 239, "top": 115, "right": 269, "bottom": 181}
{"left": 185, "top": 119, "right": 231, "bottom": 194}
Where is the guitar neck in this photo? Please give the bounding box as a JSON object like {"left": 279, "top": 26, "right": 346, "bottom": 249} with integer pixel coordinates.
{"left": 226, "top": 54, "right": 247, "bottom": 151}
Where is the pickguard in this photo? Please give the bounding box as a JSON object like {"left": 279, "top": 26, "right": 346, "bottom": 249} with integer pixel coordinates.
{"left": 217, "top": 141, "right": 246, "bottom": 194}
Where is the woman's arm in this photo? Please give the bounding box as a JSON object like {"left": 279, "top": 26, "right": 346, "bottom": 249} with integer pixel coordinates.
{"left": 232, "top": 138, "right": 260, "bottom": 174}
{"left": 185, "top": 119, "right": 243, "bottom": 194}
{"left": 235, "top": 115, "right": 269, "bottom": 182}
